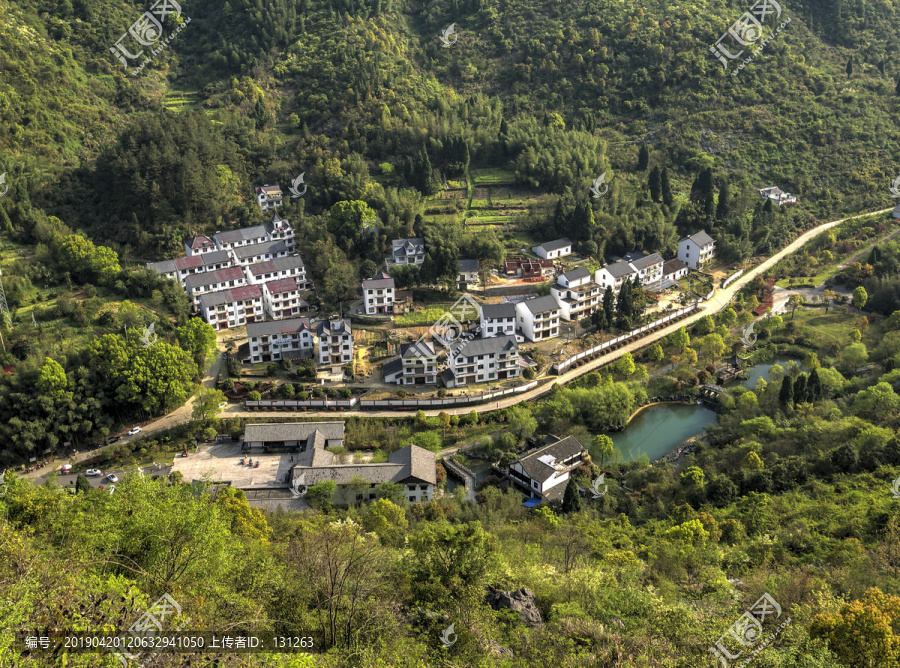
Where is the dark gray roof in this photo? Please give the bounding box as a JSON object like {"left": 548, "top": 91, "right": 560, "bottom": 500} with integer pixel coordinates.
{"left": 534, "top": 238, "right": 572, "bottom": 253}
{"left": 389, "top": 445, "right": 437, "bottom": 484}
{"left": 232, "top": 240, "right": 290, "bottom": 259}
{"left": 392, "top": 238, "right": 425, "bottom": 254}
{"left": 246, "top": 317, "right": 312, "bottom": 339}
{"left": 215, "top": 225, "right": 268, "bottom": 245}
{"left": 185, "top": 235, "right": 215, "bottom": 250}
{"left": 561, "top": 267, "right": 591, "bottom": 283}
{"left": 663, "top": 258, "right": 687, "bottom": 275}
{"left": 603, "top": 260, "right": 637, "bottom": 279}
{"left": 451, "top": 334, "right": 517, "bottom": 358}
{"left": 458, "top": 259, "right": 479, "bottom": 273}
{"left": 244, "top": 422, "right": 345, "bottom": 444}
{"left": 185, "top": 266, "right": 245, "bottom": 290}
{"left": 515, "top": 436, "right": 587, "bottom": 484}
{"left": 382, "top": 357, "right": 403, "bottom": 379}
{"left": 265, "top": 213, "right": 292, "bottom": 233}
{"left": 292, "top": 444, "right": 435, "bottom": 486}
{"left": 481, "top": 303, "right": 517, "bottom": 319}
{"left": 681, "top": 230, "right": 715, "bottom": 247}
{"left": 520, "top": 295, "right": 561, "bottom": 315}
{"left": 401, "top": 340, "right": 436, "bottom": 359}
{"left": 199, "top": 284, "right": 262, "bottom": 307}
{"left": 246, "top": 255, "right": 305, "bottom": 275}
{"left": 316, "top": 318, "right": 352, "bottom": 336}
{"left": 629, "top": 252, "right": 663, "bottom": 271}
{"left": 363, "top": 272, "right": 395, "bottom": 290}
{"left": 146, "top": 259, "right": 177, "bottom": 275}
{"left": 620, "top": 251, "right": 645, "bottom": 263}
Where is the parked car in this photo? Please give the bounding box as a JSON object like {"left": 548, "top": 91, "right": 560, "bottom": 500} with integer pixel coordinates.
{"left": 127, "top": 427, "right": 142, "bottom": 436}
{"left": 107, "top": 486, "right": 116, "bottom": 494}
{"left": 356, "top": 308, "right": 362, "bottom": 314}
{"left": 107, "top": 436, "right": 120, "bottom": 444}
{"left": 219, "top": 402, "right": 228, "bottom": 409}
{"left": 106, "top": 474, "right": 119, "bottom": 483}
{"left": 85, "top": 469, "right": 102, "bottom": 477}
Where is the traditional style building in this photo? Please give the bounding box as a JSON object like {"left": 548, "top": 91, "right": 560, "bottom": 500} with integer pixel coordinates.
{"left": 595, "top": 260, "right": 637, "bottom": 292}
{"left": 243, "top": 422, "right": 345, "bottom": 450}
{"left": 458, "top": 259, "right": 479, "bottom": 283}
{"left": 146, "top": 250, "right": 235, "bottom": 285}
{"left": 245, "top": 255, "right": 308, "bottom": 288}
{"left": 184, "top": 235, "right": 218, "bottom": 257}
{"left": 507, "top": 435, "right": 589, "bottom": 501}
{"left": 758, "top": 185, "right": 797, "bottom": 206}
{"left": 231, "top": 240, "right": 292, "bottom": 267}
{"left": 262, "top": 278, "right": 308, "bottom": 320}
{"left": 384, "top": 340, "right": 438, "bottom": 385}
{"left": 662, "top": 258, "right": 689, "bottom": 282}
{"left": 184, "top": 266, "right": 248, "bottom": 306}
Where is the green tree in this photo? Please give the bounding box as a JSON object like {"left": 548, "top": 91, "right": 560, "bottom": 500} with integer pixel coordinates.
{"left": 592, "top": 434, "right": 615, "bottom": 466}
{"left": 843, "top": 342, "right": 869, "bottom": 370}
{"left": 637, "top": 144, "right": 649, "bottom": 171}
{"left": 672, "top": 326, "right": 690, "bottom": 351}
{"left": 176, "top": 318, "right": 218, "bottom": 371}
{"left": 661, "top": 166, "right": 674, "bottom": 206}
{"left": 647, "top": 342, "right": 664, "bottom": 363}
{"left": 853, "top": 286, "right": 868, "bottom": 312}
{"left": 375, "top": 481, "right": 405, "bottom": 505}
{"left": 779, "top": 375, "right": 794, "bottom": 409}
{"left": 802, "top": 352, "right": 820, "bottom": 372}
{"left": 853, "top": 382, "right": 900, "bottom": 417}
{"left": 648, "top": 166, "right": 661, "bottom": 202}
{"left": 328, "top": 200, "right": 377, "bottom": 251}
{"left": 787, "top": 294, "right": 804, "bottom": 319}
{"left": 75, "top": 473, "right": 91, "bottom": 494}
{"left": 617, "top": 352, "right": 636, "bottom": 376}
{"left": 700, "top": 333, "right": 726, "bottom": 364}
{"left": 507, "top": 405, "right": 537, "bottom": 439}
{"left": 562, "top": 478, "right": 582, "bottom": 513}
{"left": 36, "top": 358, "right": 68, "bottom": 399}
{"left": 694, "top": 315, "right": 714, "bottom": 336}
{"left": 362, "top": 498, "right": 408, "bottom": 547}
{"left": 192, "top": 388, "right": 227, "bottom": 422}
{"left": 306, "top": 480, "right": 337, "bottom": 511}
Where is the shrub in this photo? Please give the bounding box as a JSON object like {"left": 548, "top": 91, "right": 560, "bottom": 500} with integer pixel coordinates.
{"left": 523, "top": 368, "right": 535, "bottom": 380}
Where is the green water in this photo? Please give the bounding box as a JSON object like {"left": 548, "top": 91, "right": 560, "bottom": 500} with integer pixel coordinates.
{"left": 595, "top": 403, "right": 719, "bottom": 463}
{"left": 741, "top": 357, "right": 797, "bottom": 389}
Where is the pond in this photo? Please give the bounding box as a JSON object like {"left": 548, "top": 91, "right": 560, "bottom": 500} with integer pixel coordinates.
{"left": 740, "top": 357, "right": 797, "bottom": 389}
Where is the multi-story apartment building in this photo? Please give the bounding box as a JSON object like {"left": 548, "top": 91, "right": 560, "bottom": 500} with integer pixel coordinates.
{"left": 214, "top": 214, "right": 295, "bottom": 254}
{"left": 246, "top": 317, "right": 315, "bottom": 364}
{"left": 184, "top": 266, "right": 248, "bottom": 306}
{"left": 479, "top": 303, "right": 517, "bottom": 337}
{"left": 362, "top": 272, "right": 395, "bottom": 315}
{"left": 262, "top": 278, "right": 308, "bottom": 320}
{"left": 391, "top": 237, "right": 425, "bottom": 266}
{"left": 444, "top": 335, "right": 521, "bottom": 387}
{"left": 184, "top": 235, "right": 218, "bottom": 257}
{"left": 316, "top": 317, "right": 353, "bottom": 366}
{"left": 383, "top": 340, "right": 438, "bottom": 385}
{"left": 198, "top": 285, "right": 264, "bottom": 330}
{"left": 550, "top": 267, "right": 601, "bottom": 322}
{"left": 245, "top": 255, "right": 308, "bottom": 288}
{"left": 678, "top": 231, "right": 716, "bottom": 270}
{"left": 231, "top": 240, "right": 292, "bottom": 267}
{"left": 515, "top": 295, "right": 561, "bottom": 341}
{"left": 255, "top": 184, "right": 283, "bottom": 211}
{"left": 146, "top": 249, "right": 235, "bottom": 285}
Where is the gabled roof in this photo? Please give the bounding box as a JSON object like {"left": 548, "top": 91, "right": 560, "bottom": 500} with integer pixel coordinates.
{"left": 245, "top": 422, "right": 344, "bottom": 444}
{"left": 629, "top": 252, "right": 663, "bottom": 271}
{"left": 520, "top": 295, "right": 561, "bottom": 315}
{"left": 185, "top": 235, "right": 215, "bottom": 250}
{"left": 458, "top": 259, "right": 479, "bottom": 273}
{"left": 256, "top": 185, "right": 282, "bottom": 195}
{"left": 451, "top": 334, "right": 518, "bottom": 358}
{"left": 146, "top": 259, "right": 177, "bottom": 275}
{"left": 389, "top": 445, "right": 437, "bottom": 484}
{"left": 185, "top": 266, "right": 245, "bottom": 290}
{"left": 481, "top": 303, "right": 517, "bottom": 320}
{"left": 560, "top": 267, "right": 591, "bottom": 282}
{"left": 392, "top": 238, "right": 425, "bottom": 253}
{"left": 663, "top": 258, "right": 687, "bottom": 275}
{"left": 680, "top": 230, "right": 715, "bottom": 247}
{"left": 246, "top": 255, "right": 305, "bottom": 276}
{"left": 198, "top": 284, "right": 263, "bottom": 308}
{"left": 246, "top": 317, "right": 312, "bottom": 338}
{"left": 602, "top": 260, "right": 637, "bottom": 279}
{"left": 264, "top": 277, "right": 303, "bottom": 294}
{"left": 170, "top": 256, "right": 203, "bottom": 271}
{"left": 401, "top": 340, "right": 436, "bottom": 359}
{"left": 265, "top": 213, "right": 292, "bottom": 233}
{"left": 514, "top": 435, "right": 587, "bottom": 484}
{"left": 382, "top": 357, "right": 403, "bottom": 378}
{"left": 363, "top": 272, "right": 395, "bottom": 290}
{"left": 534, "top": 238, "right": 572, "bottom": 253}
{"left": 232, "top": 240, "right": 290, "bottom": 260}
{"left": 215, "top": 225, "right": 268, "bottom": 245}
{"left": 316, "top": 318, "right": 352, "bottom": 336}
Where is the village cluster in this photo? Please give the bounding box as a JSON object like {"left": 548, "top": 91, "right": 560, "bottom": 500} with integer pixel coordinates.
{"left": 142, "top": 183, "right": 726, "bottom": 389}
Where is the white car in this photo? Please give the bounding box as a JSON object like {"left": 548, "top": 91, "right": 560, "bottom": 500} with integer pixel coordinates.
{"left": 219, "top": 402, "right": 228, "bottom": 409}
{"left": 85, "top": 469, "right": 102, "bottom": 477}
{"left": 107, "top": 485, "right": 116, "bottom": 494}
{"left": 127, "top": 427, "right": 142, "bottom": 436}
{"left": 106, "top": 474, "right": 119, "bottom": 483}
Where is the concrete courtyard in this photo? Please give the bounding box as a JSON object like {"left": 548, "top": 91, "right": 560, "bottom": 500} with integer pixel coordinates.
{"left": 170, "top": 441, "right": 294, "bottom": 489}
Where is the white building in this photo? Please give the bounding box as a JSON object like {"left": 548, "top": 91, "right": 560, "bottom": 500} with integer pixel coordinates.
{"left": 480, "top": 303, "right": 517, "bottom": 338}
{"left": 391, "top": 238, "right": 425, "bottom": 266}
{"left": 627, "top": 252, "right": 664, "bottom": 287}
{"left": 595, "top": 260, "right": 637, "bottom": 293}
{"left": 678, "top": 230, "right": 716, "bottom": 270}
{"left": 146, "top": 249, "right": 235, "bottom": 285}
{"left": 245, "top": 255, "right": 308, "bottom": 288}
{"left": 246, "top": 317, "right": 315, "bottom": 363}
{"left": 758, "top": 185, "right": 797, "bottom": 206}
{"left": 458, "top": 259, "right": 479, "bottom": 283}
{"left": 184, "top": 266, "right": 248, "bottom": 306}
{"left": 550, "top": 267, "right": 601, "bottom": 322}
{"left": 232, "top": 240, "right": 292, "bottom": 267}
{"left": 214, "top": 214, "right": 295, "bottom": 254}
{"left": 316, "top": 317, "right": 353, "bottom": 366}
{"left": 362, "top": 272, "right": 395, "bottom": 315}
{"left": 384, "top": 340, "right": 438, "bottom": 385}
{"left": 508, "top": 435, "right": 588, "bottom": 501}
{"left": 184, "top": 235, "right": 218, "bottom": 257}
{"left": 255, "top": 185, "right": 283, "bottom": 211}
{"left": 893, "top": 205, "right": 900, "bottom": 220}
{"left": 262, "top": 278, "right": 308, "bottom": 320}
{"left": 662, "top": 258, "right": 689, "bottom": 282}
{"left": 198, "top": 285, "right": 264, "bottom": 330}
{"left": 443, "top": 334, "right": 521, "bottom": 388}
{"left": 516, "top": 295, "right": 561, "bottom": 342}
{"left": 532, "top": 238, "right": 573, "bottom": 260}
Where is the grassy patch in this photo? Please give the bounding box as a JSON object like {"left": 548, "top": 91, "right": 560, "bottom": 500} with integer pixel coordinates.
{"left": 472, "top": 168, "right": 517, "bottom": 185}
{"left": 164, "top": 90, "right": 200, "bottom": 112}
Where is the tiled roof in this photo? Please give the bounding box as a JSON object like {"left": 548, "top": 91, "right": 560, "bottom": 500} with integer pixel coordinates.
{"left": 400, "top": 340, "right": 436, "bottom": 359}
{"left": 185, "top": 266, "right": 245, "bottom": 290}
{"left": 629, "top": 252, "right": 663, "bottom": 271}
{"left": 215, "top": 225, "right": 268, "bottom": 245}
{"left": 146, "top": 259, "right": 177, "bottom": 275}
{"left": 265, "top": 277, "right": 302, "bottom": 294}
{"left": 246, "top": 255, "right": 305, "bottom": 276}
{"left": 534, "top": 238, "right": 572, "bottom": 253}
{"left": 246, "top": 317, "right": 312, "bottom": 339}
{"left": 458, "top": 259, "right": 479, "bottom": 273}
{"left": 185, "top": 235, "right": 215, "bottom": 250}
{"left": 520, "top": 295, "right": 561, "bottom": 315}
{"left": 316, "top": 318, "right": 352, "bottom": 336}
{"left": 171, "top": 256, "right": 203, "bottom": 271}
{"left": 451, "top": 334, "right": 517, "bottom": 358}
{"left": 256, "top": 185, "right": 282, "bottom": 194}
{"left": 232, "top": 240, "right": 290, "bottom": 260}
{"left": 603, "top": 261, "right": 637, "bottom": 279}
{"left": 363, "top": 272, "right": 395, "bottom": 290}
{"left": 291, "top": 444, "right": 435, "bottom": 486}
{"left": 382, "top": 357, "right": 403, "bottom": 379}
{"left": 199, "top": 284, "right": 262, "bottom": 307}
{"left": 481, "top": 303, "right": 517, "bottom": 319}
{"left": 515, "top": 435, "right": 586, "bottom": 484}
{"left": 663, "top": 258, "right": 687, "bottom": 275}
{"left": 561, "top": 267, "right": 591, "bottom": 282}
{"left": 390, "top": 445, "right": 437, "bottom": 484}
{"left": 244, "top": 422, "right": 345, "bottom": 443}
{"left": 681, "top": 230, "right": 715, "bottom": 247}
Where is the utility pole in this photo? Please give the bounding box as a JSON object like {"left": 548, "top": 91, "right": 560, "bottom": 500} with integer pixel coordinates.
{"left": 0, "top": 267, "right": 12, "bottom": 331}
